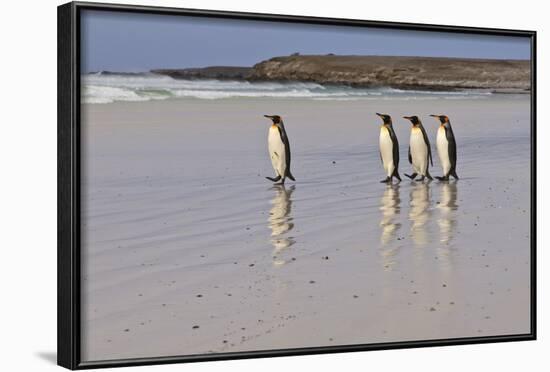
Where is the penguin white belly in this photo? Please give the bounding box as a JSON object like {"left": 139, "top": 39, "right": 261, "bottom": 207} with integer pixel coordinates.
{"left": 379, "top": 127, "right": 395, "bottom": 177}
{"left": 268, "top": 126, "right": 286, "bottom": 177}
{"left": 437, "top": 126, "right": 451, "bottom": 175}
{"left": 410, "top": 129, "right": 428, "bottom": 175}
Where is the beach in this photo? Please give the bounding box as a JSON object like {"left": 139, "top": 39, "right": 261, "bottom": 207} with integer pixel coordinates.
{"left": 80, "top": 92, "right": 531, "bottom": 361}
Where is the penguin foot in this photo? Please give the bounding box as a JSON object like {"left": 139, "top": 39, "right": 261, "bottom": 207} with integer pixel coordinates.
{"left": 266, "top": 175, "right": 282, "bottom": 183}
{"left": 380, "top": 177, "right": 391, "bottom": 183}
{"left": 435, "top": 176, "right": 449, "bottom": 181}
{"left": 405, "top": 173, "right": 417, "bottom": 180}
{"left": 419, "top": 176, "right": 425, "bottom": 182}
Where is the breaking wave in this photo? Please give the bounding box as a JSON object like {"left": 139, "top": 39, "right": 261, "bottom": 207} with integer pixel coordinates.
{"left": 81, "top": 72, "right": 492, "bottom": 104}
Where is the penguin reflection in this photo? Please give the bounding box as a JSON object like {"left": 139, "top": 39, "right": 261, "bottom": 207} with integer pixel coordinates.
{"left": 379, "top": 184, "right": 401, "bottom": 246}
{"left": 409, "top": 182, "right": 431, "bottom": 246}
{"left": 268, "top": 185, "right": 295, "bottom": 266}
{"left": 437, "top": 181, "right": 458, "bottom": 244}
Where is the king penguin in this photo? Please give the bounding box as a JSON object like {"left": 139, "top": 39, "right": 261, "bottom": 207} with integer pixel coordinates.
{"left": 430, "top": 114, "right": 459, "bottom": 181}
{"left": 403, "top": 115, "right": 433, "bottom": 181}
{"left": 376, "top": 113, "right": 401, "bottom": 183}
{"left": 264, "top": 115, "right": 295, "bottom": 185}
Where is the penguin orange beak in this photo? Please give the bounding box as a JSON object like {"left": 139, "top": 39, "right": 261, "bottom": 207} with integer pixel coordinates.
{"left": 403, "top": 116, "right": 412, "bottom": 120}
{"left": 264, "top": 115, "right": 273, "bottom": 119}
{"left": 429, "top": 114, "right": 439, "bottom": 117}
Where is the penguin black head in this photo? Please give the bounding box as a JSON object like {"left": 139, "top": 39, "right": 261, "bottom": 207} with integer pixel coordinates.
{"left": 264, "top": 115, "right": 282, "bottom": 124}
{"left": 403, "top": 115, "right": 421, "bottom": 126}
{"left": 376, "top": 113, "right": 392, "bottom": 125}
{"left": 429, "top": 114, "right": 449, "bottom": 124}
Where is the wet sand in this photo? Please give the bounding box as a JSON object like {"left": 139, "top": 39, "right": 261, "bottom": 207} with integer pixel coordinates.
{"left": 80, "top": 95, "right": 531, "bottom": 361}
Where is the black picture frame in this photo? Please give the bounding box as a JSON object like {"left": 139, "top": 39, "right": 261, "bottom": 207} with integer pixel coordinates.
{"left": 58, "top": 1, "right": 537, "bottom": 369}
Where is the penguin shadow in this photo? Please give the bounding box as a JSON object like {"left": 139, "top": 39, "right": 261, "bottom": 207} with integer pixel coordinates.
{"left": 408, "top": 181, "right": 432, "bottom": 246}
{"left": 268, "top": 185, "right": 296, "bottom": 266}
{"left": 437, "top": 181, "right": 459, "bottom": 246}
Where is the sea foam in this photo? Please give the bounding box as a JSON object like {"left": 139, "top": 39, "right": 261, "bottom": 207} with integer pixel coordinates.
{"left": 81, "top": 73, "right": 491, "bottom": 104}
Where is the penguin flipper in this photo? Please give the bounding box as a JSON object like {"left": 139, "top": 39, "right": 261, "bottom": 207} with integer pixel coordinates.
{"left": 277, "top": 125, "right": 294, "bottom": 182}
{"left": 266, "top": 175, "right": 282, "bottom": 182}
{"left": 392, "top": 169, "right": 402, "bottom": 182}
{"left": 419, "top": 125, "right": 433, "bottom": 167}
{"left": 408, "top": 147, "right": 412, "bottom": 164}
{"left": 425, "top": 169, "right": 433, "bottom": 180}
{"left": 445, "top": 126, "right": 457, "bottom": 171}
{"left": 286, "top": 170, "right": 295, "bottom": 181}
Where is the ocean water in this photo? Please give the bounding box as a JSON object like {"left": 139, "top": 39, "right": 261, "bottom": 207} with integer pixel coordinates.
{"left": 81, "top": 73, "right": 495, "bottom": 104}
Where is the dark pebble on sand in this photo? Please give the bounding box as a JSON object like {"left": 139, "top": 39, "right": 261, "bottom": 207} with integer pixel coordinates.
{"left": 309, "top": 280, "right": 316, "bottom": 284}
{"left": 124, "top": 328, "right": 130, "bottom": 332}
{"left": 196, "top": 294, "right": 203, "bottom": 298}
{"left": 332, "top": 161, "right": 336, "bottom": 164}
{"left": 353, "top": 295, "right": 359, "bottom": 298}
{"left": 322, "top": 256, "right": 329, "bottom": 260}
{"left": 429, "top": 307, "right": 436, "bottom": 312}
{"left": 249, "top": 264, "right": 255, "bottom": 267}
{"left": 192, "top": 325, "right": 200, "bottom": 329}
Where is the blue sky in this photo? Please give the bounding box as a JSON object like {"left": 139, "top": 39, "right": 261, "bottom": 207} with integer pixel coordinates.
{"left": 81, "top": 10, "right": 531, "bottom": 73}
